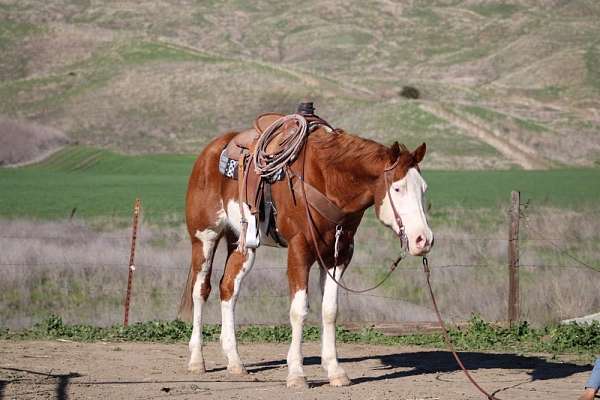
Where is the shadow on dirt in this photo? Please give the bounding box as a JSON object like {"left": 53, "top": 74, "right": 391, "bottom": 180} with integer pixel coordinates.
{"left": 0, "top": 351, "right": 592, "bottom": 397}
{"left": 245, "top": 350, "right": 592, "bottom": 385}
{"left": 0, "top": 367, "right": 82, "bottom": 400}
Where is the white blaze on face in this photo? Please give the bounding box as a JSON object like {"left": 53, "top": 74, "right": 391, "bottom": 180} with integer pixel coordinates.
{"left": 378, "top": 168, "right": 433, "bottom": 256}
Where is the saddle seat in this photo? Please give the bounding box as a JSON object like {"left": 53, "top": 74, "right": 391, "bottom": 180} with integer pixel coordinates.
{"left": 225, "top": 113, "right": 285, "bottom": 160}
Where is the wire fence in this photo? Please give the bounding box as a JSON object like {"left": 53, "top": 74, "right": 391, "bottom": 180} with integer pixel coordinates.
{"left": 1, "top": 199, "right": 598, "bottom": 329}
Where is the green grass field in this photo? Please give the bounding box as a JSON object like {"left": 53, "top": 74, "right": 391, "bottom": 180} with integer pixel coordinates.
{"left": 1, "top": 146, "right": 598, "bottom": 222}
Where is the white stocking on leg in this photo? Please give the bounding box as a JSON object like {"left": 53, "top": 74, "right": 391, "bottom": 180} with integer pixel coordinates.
{"left": 320, "top": 267, "right": 350, "bottom": 386}
{"left": 286, "top": 288, "right": 308, "bottom": 388}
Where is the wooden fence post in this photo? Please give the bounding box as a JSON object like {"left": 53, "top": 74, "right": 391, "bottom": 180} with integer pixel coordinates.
{"left": 508, "top": 191, "right": 520, "bottom": 326}
{"left": 123, "top": 198, "right": 141, "bottom": 327}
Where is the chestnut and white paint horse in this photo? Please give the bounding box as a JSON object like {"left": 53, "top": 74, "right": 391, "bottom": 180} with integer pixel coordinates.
{"left": 180, "top": 127, "right": 433, "bottom": 388}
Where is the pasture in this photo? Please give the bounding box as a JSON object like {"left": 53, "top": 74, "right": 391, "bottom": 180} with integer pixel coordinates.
{"left": 1, "top": 146, "right": 599, "bottom": 221}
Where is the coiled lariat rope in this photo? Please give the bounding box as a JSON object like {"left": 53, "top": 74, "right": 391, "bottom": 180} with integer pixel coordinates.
{"left": 253, "top": 114, "right": 309, "bottom": 178}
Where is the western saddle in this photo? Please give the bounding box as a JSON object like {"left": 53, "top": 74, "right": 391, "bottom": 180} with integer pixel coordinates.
{"left": 218, "top": 102, "right": 339, "bottom": 249}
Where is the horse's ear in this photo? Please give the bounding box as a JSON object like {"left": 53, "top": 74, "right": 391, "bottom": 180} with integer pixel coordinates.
{"left": 413, "top": 142, "right": 427, "bottom": 164}
{"left": 390, "top": 141, "right": 401, "bottom": 158}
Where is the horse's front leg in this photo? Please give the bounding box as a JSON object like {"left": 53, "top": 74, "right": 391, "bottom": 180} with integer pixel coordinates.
{"left": 285, "top": 235, "right": 311, "bottom": 388}
{"left": 320, "top": 265, "right": 351, "bottom": 386}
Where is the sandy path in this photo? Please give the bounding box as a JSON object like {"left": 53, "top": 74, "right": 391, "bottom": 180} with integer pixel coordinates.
{"left": 0, "top": 340, "right": 592, "bottom": 400}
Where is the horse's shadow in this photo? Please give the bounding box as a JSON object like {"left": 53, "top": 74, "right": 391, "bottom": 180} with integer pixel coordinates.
{"left": 0, "top": 367, "right": 82, "bottom": 400}
{"left": 246, "top": 350, "right": 592, "bottom": 385}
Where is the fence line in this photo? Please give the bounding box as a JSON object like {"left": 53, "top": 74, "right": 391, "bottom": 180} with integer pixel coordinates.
{"left": 2, "top": 197, "right": 599, "bottom": 328}
{"left": 0, "top": 261, "right": 596, "bottom": 271}
{"left": 1, "top": 234, "right": 595, "bottom": 243}
{"left": 520, "top": 211, "right": 599, "bottom": 273}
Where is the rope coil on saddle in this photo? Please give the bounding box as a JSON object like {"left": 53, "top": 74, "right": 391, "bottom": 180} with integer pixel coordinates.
{"left": 253, "top": 114, "right": 309, "bottom": 179}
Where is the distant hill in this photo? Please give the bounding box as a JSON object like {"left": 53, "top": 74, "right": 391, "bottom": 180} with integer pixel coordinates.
{"left": 0, "top": 117, "right": 70, "bottom": 166}
{"left": 1, "top": 0, "right": 599, "bottom": 169}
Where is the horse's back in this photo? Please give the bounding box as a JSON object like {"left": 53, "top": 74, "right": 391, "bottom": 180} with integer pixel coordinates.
{"left": 185, "top": 132, "right": 238, "bottom": 236}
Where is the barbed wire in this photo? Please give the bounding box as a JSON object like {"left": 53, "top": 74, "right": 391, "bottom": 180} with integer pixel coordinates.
{"left": 0, "top": 235, "right": 130, "bottom": 240}
{"left": 1, "top": 260, "right": 597, "bottom": 271}
{"left": 1, "top": 230, "right": 596, "bottom": 243}
{"left": 520, "top": 210, "right": 599, "bottom": 273}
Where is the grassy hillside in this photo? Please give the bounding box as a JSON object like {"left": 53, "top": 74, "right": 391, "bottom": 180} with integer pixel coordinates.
{"left": 1, "top": 1, "right": 600, "bottom": 168}
{"left": 0, "top": 146, "right": 598, "bottom": 222}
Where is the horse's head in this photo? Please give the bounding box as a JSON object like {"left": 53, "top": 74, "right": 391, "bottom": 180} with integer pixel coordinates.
{"left": 374, "top": 142, "right": 433, "bottom": 256}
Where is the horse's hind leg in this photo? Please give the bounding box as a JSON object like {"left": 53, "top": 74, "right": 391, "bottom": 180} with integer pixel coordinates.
{"left": 219, "top": 246, "right": 256, "bottom": 375}
{"left": 187, "top": 229, "right": 220, "bottom": 373}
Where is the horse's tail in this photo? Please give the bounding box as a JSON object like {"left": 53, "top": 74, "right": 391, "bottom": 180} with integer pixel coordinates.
{"left": 178, "top": 260, "right": 196, "bottom": 321}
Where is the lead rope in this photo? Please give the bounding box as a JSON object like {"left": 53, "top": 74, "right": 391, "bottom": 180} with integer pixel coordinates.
{"left": 422, "top": 257, "right": 500, "bottom": 400}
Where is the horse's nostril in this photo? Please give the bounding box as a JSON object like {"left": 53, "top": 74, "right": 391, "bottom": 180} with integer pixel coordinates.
{"left": 416, "top": 235, "right": 426, "bottom": 248}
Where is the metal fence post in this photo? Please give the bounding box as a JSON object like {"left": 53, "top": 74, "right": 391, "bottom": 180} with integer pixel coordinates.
{"left": 508, "top": 191, "right": 520, "bottom": 326}
{"left": 123, "top": 198, "right": 141, "bottom": 327}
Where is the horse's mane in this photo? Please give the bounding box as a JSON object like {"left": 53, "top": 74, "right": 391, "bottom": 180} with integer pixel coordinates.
{"left": 309, "top": 129, "right": 408, "bottom": 168}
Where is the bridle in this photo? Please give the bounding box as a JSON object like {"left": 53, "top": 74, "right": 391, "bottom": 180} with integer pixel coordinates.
{"left": 382, "top": 156, "right": 410, "bottom": 253}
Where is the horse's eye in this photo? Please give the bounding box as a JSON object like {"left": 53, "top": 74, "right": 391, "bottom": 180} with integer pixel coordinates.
{"left": 394, "top": 187, "right": 400, "bottom": 193}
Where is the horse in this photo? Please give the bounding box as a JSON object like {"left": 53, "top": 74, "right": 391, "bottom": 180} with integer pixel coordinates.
{"left": 179, "top": 120, "right": 433, "bottom": 388}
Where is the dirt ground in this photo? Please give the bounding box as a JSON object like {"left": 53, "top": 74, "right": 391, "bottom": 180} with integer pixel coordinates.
{"left": 0, "top": 340, "right": 593, "bottom": 400}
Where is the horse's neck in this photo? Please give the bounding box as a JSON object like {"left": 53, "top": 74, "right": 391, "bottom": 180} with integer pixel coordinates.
{"left": 308, "top": 139, "right": 387, "bottom": 215}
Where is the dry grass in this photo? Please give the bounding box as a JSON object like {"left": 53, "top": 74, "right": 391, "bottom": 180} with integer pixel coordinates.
{"left": 0, "top": 117, "right": 70, "bottom": 166}
{"left": 1, "top": 206, "right": 598, "bottom": 329}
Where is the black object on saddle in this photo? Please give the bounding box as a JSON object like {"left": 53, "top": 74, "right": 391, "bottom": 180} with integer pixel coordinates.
{"left": 297, "top": 101, "right": 315, "bottom": 116}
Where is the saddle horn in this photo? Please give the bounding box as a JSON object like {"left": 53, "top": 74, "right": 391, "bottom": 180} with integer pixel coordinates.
{"left": 297, "top": 102, "right": 315, "bottom": 116}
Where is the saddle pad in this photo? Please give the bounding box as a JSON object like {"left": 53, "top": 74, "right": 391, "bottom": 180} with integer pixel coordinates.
{"left": 219, "top": 149, "right": 283, "bottom": 182}
{"left": 219, "top": 149, "right": 239, "bottom": 179}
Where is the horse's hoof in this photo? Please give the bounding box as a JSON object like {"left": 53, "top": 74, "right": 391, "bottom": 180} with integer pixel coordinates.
{"left": 188, "top": 361, "right": 206, "bottom": 374}
{"left": 227, "top": 364, "right": 247, "bottom": 375}
{"left": 329, "top": 373, "right": 351, "bottom": 387}
{"left": 286, "top": 375, "right": 308, "bottom": 389}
